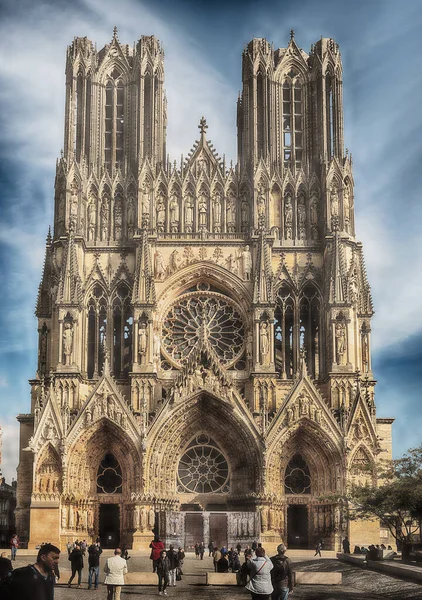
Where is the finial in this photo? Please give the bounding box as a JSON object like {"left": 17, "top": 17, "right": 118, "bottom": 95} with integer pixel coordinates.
{"left": 198, "top": 116, "right": 208, "bottom": 137}
{"left": 46, "top": 226, "right": 52, "bottom": 244}
{"left": 290, "top": 29, "right": 295, "bottom": 41}
{"left": 113, "top": 26, "right": 118, "bottom": 39}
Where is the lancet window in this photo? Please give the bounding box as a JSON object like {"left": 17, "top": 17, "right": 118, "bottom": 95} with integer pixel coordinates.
{"left": 299, "top": 284, "right": 321, "bottom": 378}
{"left": 284, "top": 453, "right": 311, "bottom": 494}
{"left": 274, "top": 283, "right": 321, "bottom": 379}
{"left": 87, "top": 284, "right": 133, "bottom": 379}
{"left": 105, "top": 74, "right": 125, "bottom": 169}
{"left": 74, "top": 71, "right": 91, "bottom": 162}
{"left": 326, "top": 73, "right": 334, "bottom": 159}
{"left": 282, "top": 74, "right": 304, "bottom": 169}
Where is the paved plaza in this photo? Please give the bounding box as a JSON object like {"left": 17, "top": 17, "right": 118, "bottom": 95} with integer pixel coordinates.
{"left": 6, "top": 551, "right": 422, "bottom": 600}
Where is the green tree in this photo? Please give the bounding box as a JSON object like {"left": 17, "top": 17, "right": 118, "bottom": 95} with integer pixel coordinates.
{"left": 349, "top": 445, "right": 422, "bottom": 552}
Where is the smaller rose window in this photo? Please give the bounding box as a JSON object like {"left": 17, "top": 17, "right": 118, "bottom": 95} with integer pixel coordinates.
{"left": 178, "top": 435, "right": 229, "bottom": 494}
{"left": 97, "top": 453, "right": 122, "bottom": 494}
{"left": 284, "top": 453, "right": 311, "bottom": 494}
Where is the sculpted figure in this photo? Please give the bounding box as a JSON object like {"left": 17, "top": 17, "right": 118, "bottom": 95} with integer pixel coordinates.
{"left": 114, "top": 197, "right": 123, "bottom": 240}
{"left": 141, "top": 507, "right": 148, "bottom": 531}
{"left": 310, "top": 194, "right": 318, "bottom": 225}
{"left": 61, "top": 506, "right": 68, "bottom": 529}
{"left": 127, "top": 195, "right": 135, "bottom": 232}
{"left": 154, "top": 251, "right": 165, "bottom": 280}
{"left": 153, "top": 332, "right": 161, "bottom": 361}
{"left": 297, "top": 195, "right": 306, "bottom": 239}
{"left": 87, "top": 198, "right": 96, "bottom": 240}
{"left": 335, "top": 322, "right": 346, "bottom": 365}
{"left": 185, "top": 194, "right": 194, "bottom": 231}
{"left": 257, "top": 187, "right": 266, "bottom": 217}
{"left": 156, "top": 196, "right": 165, "bottom": 232}
{"left": 69, "top": 506, "right": 75, "bottom": 529}
{"left": 362, "top": 333, "right": 369, "bottom": 371}
{"left": 148, "top": 508, "right": 155, "bottom": 528}
{"left": 63, "top": 322, "right": 73, "bottom": 366}
{"left": 343, "top": 187, "right": 350, "bottom": 232}
{"left": 139, "top": 323, "right": 148, "bottom": 364}
{"left": 88, "top": 509, "right": 94, "bottom": 529}
{"left": 100, "top": 195, "right": 109, "bottom": 240}
{"left": 141, "top": 181, "right": 150, "bottom": 215}
{"left": 169, "top": 194, "right": 179, "bottom": 232}
{"left": 226, "top": 192, "right": 236, "bottom": 231}
{"left": 284, "top": 195, "right": 293, "bottom": 239}
{"left": 260, "top": 322, "right": 270, "bottom": 365}
{"left": 134, "top": 506, "right": 140, "bottom": 530}
{"left": 242, "top": 245, "right": 252, "bottom": 281}
{"left": 169, "top": 249, "right": 180, "bottom": 273}
{"left": 198, "top": 195, "right": 208, "bottom": 228}
{"left": 330, "top": 186, "right": 339, "bottom": 217}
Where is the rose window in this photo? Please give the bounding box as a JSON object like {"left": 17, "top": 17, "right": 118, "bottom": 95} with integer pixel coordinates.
{"left": 284, "top": 453, "right": 311, "bottom": 494}
{"left": 162, "top": 292, "right": 245, "bottom": 367}
{"left": 178, "top": 436, "right": 230, "bottom": 493}
{"left": 96, "top": 453, "right": 123, "bottom": 494}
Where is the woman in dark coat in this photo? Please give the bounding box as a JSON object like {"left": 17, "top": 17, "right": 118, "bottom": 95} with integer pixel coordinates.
{"left": 68, "top": 545, "right": 84, "bottom": 588}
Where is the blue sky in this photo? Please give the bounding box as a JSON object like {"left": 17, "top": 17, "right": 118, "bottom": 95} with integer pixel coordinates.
{"left": 0, "top": 0, "right": 421, "bottom": 481}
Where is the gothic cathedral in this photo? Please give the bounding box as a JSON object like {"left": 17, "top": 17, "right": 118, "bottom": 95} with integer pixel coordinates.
{"left": 16, "top": 30, "right": 393, "bottom": 551}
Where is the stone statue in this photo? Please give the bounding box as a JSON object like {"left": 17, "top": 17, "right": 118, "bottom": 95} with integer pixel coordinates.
{"left": 134, "top": 506, "right": 140, "bottom": 529}
{"left": 260, "top": 321, "right": 270, "bottom": 365}
{"left": 241, "top": 199, "right": 249, "bottom": 229}
{"left": 226, "top": 192, "right": 236, "bottom": 231}
{"left": 257, "top": 187, "right": 265, "bottom": 217}
{"left": 139, "top": 323, "right": 148, "bottom": 364}
{"left": 69, "top": 505, "right": 75, "bottom": 529}
{"left": 212, "top": 191, "right": 222, "bottom": 229}
{"left": 310, "top": 194, "right": 318, "bottom": 226}
{"left": 198, "top": 195, "right": 208, "bottom": 229}
{"left": 169, "top": 194, "right": 179, "bottom": 231}
{"left": 153, "top": 332, "right": 161, "bottom": 360}
{"left": 141, "top": 181, "right": 150, "bottom": 215}
{"left": 335, "top": 322, "right": 346, "bottom": 365}
{"left": 284, "top": 195, "right": 293, "bottom": 239}
{"left": 343, "top": 187, "right": 350, "bottom": 232}
{"left": 169, "top": 249, "right": 180, "bottom": 273}
{"left": 88, "top": 509, "right": 94, "bottom": 529}
{"left": 100, "top": 195, "right": 109, "bottom": 240}
{"left": 362, "top": 333, "right": 369, "bottom": 371}
{"left": 148, "top": 507, "right": 155, "bottom": 528}
{"left": 330, "top": 186, "right": 339, "bottom": 217}
{"left": 87, "top": 198, "right": 96, "bottom": 240}
{"left": 185, "top": 195, "right": 194, "bottom": 232}
{"left": 127, "top": 196, "right": 135, "bottom": 235}
{"left": 156, "top": 197, "right": 165, "bottom": 232}
{"left": 297, "top": 195, "right": 306, "bottom": 239}
{"left": 154, "top": 251, "right": 165, "bottom": 280}
{"left": 141, "top": 507, "right": 148, "bottom": 531}
{"left": 107, "top": 396, "right": 115, "bottom": 420}
{"left": 114, "top": 197, "right": 123, "bottom": 240}
{"left": 242, "top": 245, "right": 252, "bottom": 280}
{"left": 63, "top": 322, "right": 73, "bottom": 366}
{"left": 61, "top": 506, "right": 68, "bottom": 529}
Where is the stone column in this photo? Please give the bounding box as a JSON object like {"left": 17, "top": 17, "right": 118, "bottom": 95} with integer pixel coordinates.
{"left": 203, "top": 512, "right": 210, "bottom": 545}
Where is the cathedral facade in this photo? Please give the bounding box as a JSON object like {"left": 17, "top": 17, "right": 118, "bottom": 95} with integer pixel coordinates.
{"left": 16, "top": 30, "right": 393, "bottom": 551}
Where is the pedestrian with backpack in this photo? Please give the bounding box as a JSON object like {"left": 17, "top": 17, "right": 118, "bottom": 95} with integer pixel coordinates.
{"left": 270, "top": 544, "right": 294, "bottom": 600}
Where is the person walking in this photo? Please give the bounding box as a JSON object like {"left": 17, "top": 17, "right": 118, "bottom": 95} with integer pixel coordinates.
{"left": 68, "top": 544, "right": 83, "bottom": 588}
{"left": 342, "top": 537, "right": 351, "bottom": 554}
{"left": 245, "top": 546, "right": 273, "bottom": 600}
{"left": 208, "top": 541, "right": 214, "bottom": 557}
{"left": 270, "top": 544, "right": 294, "bottom": 600}
{"left": 166, "top": 544, "right": 179, "bottom": 587}
{"left": 150, "top": 535, "right": 165, "bottom": 573}
{"left": 9, "top": 535, "right": 19, "bottom": 561}
{"left": 0, "top": 543, "right": 60, "bottom": 600}
{"left": 104, "top": 548, "right": 127, "bottom": 600}
{"left": 199, "top": 541, "right": 205, "bottom": 560}
{"left": 213, "top": 547, "right": 222, "bottom": 572}
{"left": 156, "top": 549, "right": 170, "bottom": 596}
{"left": 314, "top": 541, "right": 322, "bottom": 557}
{"left": 87, "top": 541, "right": 102, "bottom": 590}
{"left": 236, "top": 542, "right": 242, "bottom": 555}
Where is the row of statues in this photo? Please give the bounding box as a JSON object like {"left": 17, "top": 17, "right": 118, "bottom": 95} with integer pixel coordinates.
{"left": 61, "top": 504, "right": 94, "bottom": 531}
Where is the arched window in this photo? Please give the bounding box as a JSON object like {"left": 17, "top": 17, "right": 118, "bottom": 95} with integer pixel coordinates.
{"left": 112, "top": 284, "right": 133, "bottom": 378}
{"left": 144, "top": 72, "right": 152, "bottom": 157}
{"left": 75, "top": 71, "right": 84, "bottom": 162}
{"left": 285, "top": 453, "right": 311, "bottom": 494}
{"left": 87, "top": 285, "right": 107, "bottom": 378}
{"left": 97, "top": 453, "right": 122, "bottom": 494}
{"left": 104, "top": 75, "right": 125, "bottom": 169}
{"left": 299, "top": 284, "right": 320, "bottom": 378}
{"left": 177, "top": 435, "right": 230, "bottom": 494}
{"left": 326, "top": 73, "right": 334, "bottom": 159}
{"left": 274, "top": 285, "right": 295, "bottom": 378}
{"left": 282, "top": 74, "right": 304, "bottom": 170}
{"left": 257, "top": 70, "right": 265, "bottom": 158}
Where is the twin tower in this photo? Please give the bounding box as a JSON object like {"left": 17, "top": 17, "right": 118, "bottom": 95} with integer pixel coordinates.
{"left": 17, "top": 30, "right": 392, "bottom": 552}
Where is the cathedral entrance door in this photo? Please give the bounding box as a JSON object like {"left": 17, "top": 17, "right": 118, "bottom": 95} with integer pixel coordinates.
{"left": 184, "top": 513, "right": 204, "bottom": 551}
{"left": 287, "top": 505, "right": 308, "bottom": 548}
{"left": 99, "top": 504, "right": 120, "bottom": 548}
{"left": 209, "top": 513, "right": 227, "bottom": 548}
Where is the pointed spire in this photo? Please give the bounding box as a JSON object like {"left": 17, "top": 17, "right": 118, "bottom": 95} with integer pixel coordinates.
{"left": 253, "top": 228, "right": 273, "bottom": 304}
{"left": 112, "top": 26, "right": 118, "bottom": 41}
{"left": 132, "top": 221, "right": 156, "bottom": 305}
{"left": 58, "top": 226, "right": 82, "bottom": 305}
{"left": 198, "top": 116, "right": 208, "bottom": 140}
{"left": 36, "top": 228, "right": 54, "bottom": 317}
{"left": 290, "top": 29, "right": 295, "bottom": 41}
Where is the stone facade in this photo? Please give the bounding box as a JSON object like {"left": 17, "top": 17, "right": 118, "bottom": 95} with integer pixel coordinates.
{"left": 16, "top": 29, "right": 393, "bottom": 551}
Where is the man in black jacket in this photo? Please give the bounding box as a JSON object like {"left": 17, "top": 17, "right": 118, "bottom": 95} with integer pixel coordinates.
{"left": 0, "top": 543, "right": 60, "bottom": 600}
{"left": 270, "top": 544, "right": 293, "bottom": 600}
{"left": 166, "top": 544, "right": 179, "bottom": 587}
{"left": 68, "top": 544, "right": 84, "bottom": 588}
{"left": 87, "top": 542, "right": 102, "bottom": 590}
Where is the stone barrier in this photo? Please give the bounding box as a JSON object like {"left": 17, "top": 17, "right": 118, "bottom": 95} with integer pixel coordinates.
{"left": 206, "top": 572, "right": 238, "bottom": 585}
{"left": 294, "top": 571, "right": 342, "bottom": 585}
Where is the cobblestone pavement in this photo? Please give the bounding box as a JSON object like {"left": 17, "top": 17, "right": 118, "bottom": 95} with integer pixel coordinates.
{"left": 8, "top": 552, "right": 422, "bottom": 600}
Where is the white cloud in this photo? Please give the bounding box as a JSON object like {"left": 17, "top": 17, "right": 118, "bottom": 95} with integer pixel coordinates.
{"left": 0, "top": 417, "right": 19, "bottom": 483}
{"left": 0, "top": 377, "right": 8, "bottom": 388}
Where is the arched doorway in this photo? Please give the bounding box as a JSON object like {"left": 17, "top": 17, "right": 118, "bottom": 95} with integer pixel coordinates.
{"left": 285, "top": 454, "right": 311, "bottom": 548}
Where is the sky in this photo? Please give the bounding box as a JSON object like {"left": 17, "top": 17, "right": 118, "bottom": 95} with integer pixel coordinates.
{"left": 0, "top": 0, "right": 421, "bottom": 482}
